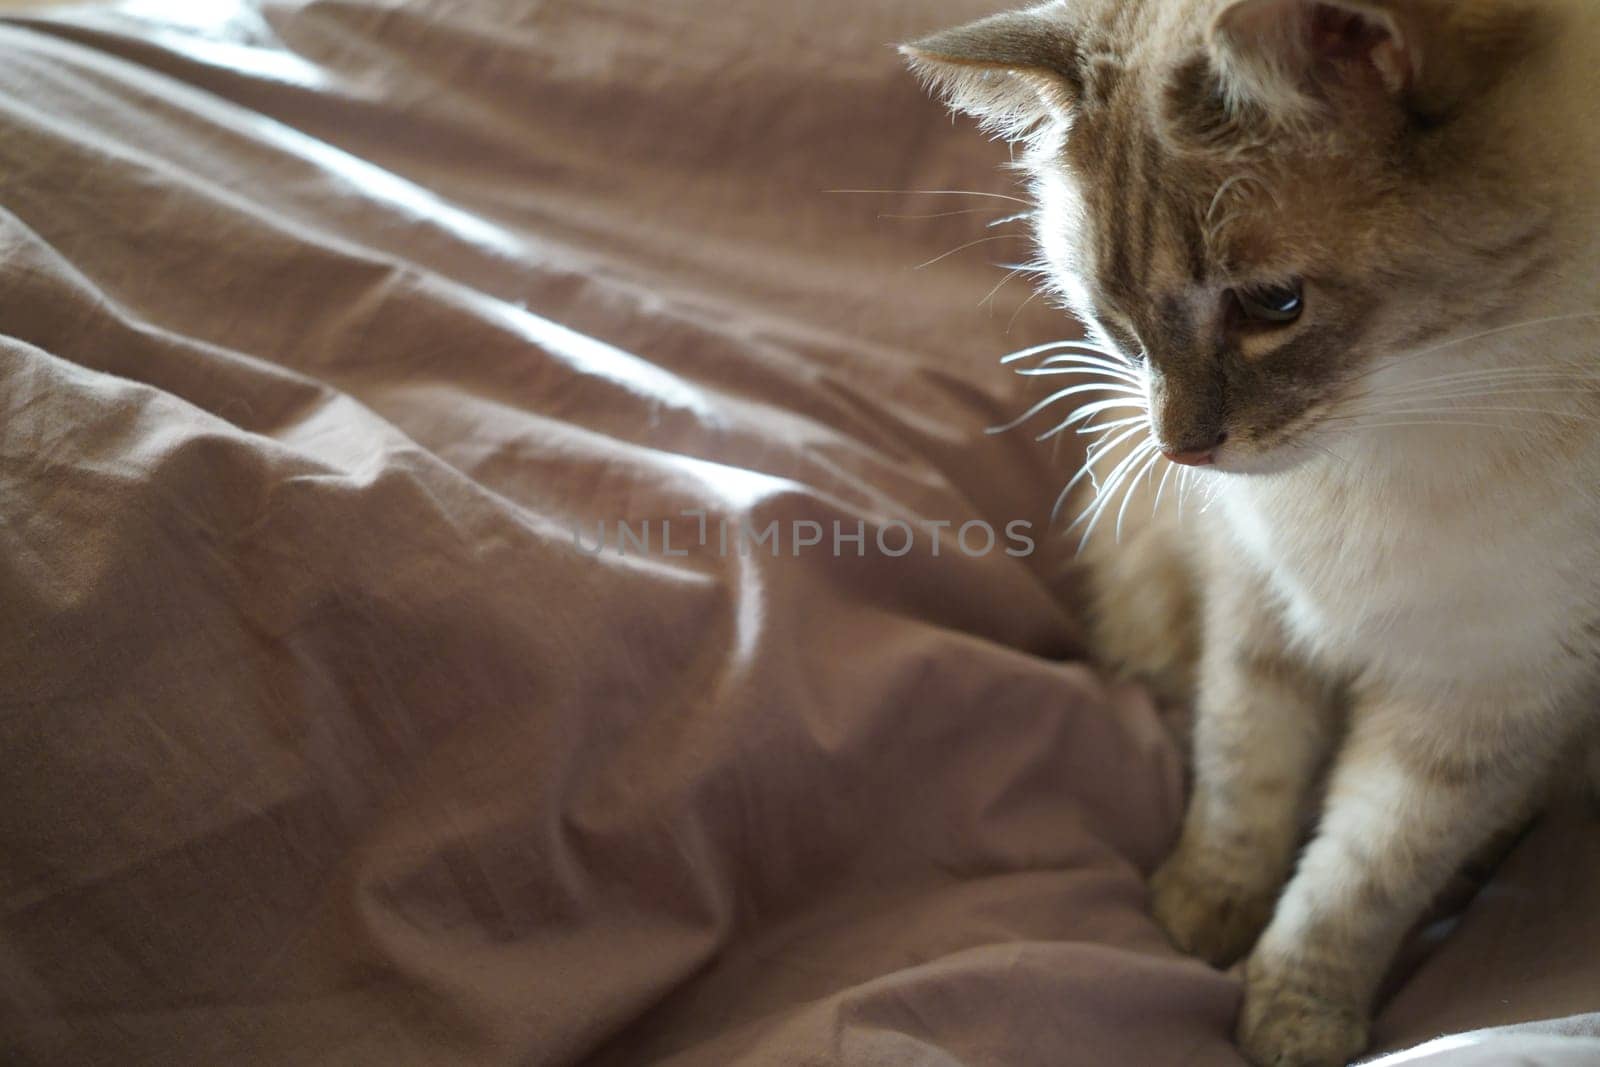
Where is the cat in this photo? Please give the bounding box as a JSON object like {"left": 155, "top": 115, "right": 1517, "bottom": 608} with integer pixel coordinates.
{"left": 902, "top": 2, "right": 1600, "bottom": 1065}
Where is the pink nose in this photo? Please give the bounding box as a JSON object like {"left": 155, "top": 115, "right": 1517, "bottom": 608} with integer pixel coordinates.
{"left": 1161, "top": 432, "right": 1227, "bottom": 467}
{"left": 1162, "top": 448, "right": 1216, "bottom": 468}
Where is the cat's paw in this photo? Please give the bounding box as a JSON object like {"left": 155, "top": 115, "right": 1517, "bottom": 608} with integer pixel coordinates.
{"left": 1237, "top": 959, "right": 1368, "bottom": 1067}
{"left": 1149, "top": 852, "right": 1275, "bottom": 967}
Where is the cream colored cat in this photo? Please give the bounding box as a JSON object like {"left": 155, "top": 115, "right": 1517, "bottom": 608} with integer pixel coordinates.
{"left": 904, "top": 2, "right": 1600, "bottom": 1065}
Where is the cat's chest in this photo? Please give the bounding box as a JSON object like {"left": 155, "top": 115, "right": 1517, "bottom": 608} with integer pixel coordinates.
{"left": 1216, "top": 473, "right": 1598, "bottom": 682}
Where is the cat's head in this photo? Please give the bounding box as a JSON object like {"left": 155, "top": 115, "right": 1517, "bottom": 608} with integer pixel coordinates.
{"left": 904, "top": 0, "right": 1578, "bottom": 474}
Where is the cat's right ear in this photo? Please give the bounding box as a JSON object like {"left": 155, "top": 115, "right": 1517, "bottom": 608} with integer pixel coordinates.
{"left": 899, "top": 6, "right": 1081, "bottom": 139}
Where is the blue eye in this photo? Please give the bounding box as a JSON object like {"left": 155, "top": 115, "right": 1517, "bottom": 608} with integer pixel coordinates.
{"left": 1235, "top": 281, "right": 1304, "bottom": 324}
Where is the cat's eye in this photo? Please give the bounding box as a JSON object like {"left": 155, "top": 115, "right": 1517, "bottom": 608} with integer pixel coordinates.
{"left": 1233, "top": 281, "right": 1304, "bottom": 325}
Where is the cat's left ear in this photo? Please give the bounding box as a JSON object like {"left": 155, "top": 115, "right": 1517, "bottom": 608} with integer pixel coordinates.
{"left": 900, "top": 5, "right": 1082, "bottom": 139}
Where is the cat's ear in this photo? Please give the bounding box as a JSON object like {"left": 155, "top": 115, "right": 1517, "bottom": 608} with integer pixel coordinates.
{"left": 1207, "top": 0, "right": 1414, "bottom": 122}
{"left": 899, "top": 6, "right": 1081, "bottom": 139}
{"left": 1207, "top": 0, "right": 1544, "bottom": 127}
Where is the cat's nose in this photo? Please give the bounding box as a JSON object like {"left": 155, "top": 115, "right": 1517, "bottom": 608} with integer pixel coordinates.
{"left": 1161, "top": 432, "right": 1227, "bottom": 467}
{"left": 1162, "top": 448, "right": 1214, "bottom": 467}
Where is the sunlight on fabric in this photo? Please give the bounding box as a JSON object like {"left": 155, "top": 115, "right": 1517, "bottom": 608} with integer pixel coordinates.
{"left": 253, "top": 121, "right": 525, "bottom": 257}
{"left": 111, "top": 5, "right": 505, "bottom": 251}
{"left": 147, "top": 32, "right": 329, "bottom": 87}
{"left": 115, "top": 0, "right": 249, "bottom": 34}
{"left": 664, "top": 453, "right": 797, "bottom": 509}
{"left": 661, "top": 459, "right": 782, "bottom": 665}
{"left": 476, "top": 297, "right": 719, "bottom": 419}
{"left": 1361, "top": 1035, "right": 1480, "bottom": 1066}
{"left": 110, "top": 1, "right": 326, "bottom": 85}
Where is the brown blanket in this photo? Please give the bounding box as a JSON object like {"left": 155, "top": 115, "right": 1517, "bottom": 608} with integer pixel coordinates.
{"left": 0, "top": 2, "right": 1595, "bottom": 1065}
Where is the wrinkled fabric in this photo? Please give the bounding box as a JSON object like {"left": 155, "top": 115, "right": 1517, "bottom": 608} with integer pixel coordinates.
{"left": 0, "top": 3, "right": 1593, "bottom": 1065}
{"left": 1363, "top": 1015, "right": 1600, "bottom": 1067}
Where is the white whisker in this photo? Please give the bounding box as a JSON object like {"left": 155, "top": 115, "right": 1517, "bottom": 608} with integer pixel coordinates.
{"left": 1015, "top": 371, "right": 1142, "bottom": 390}
{"left": 986, "top": 388, "right": 1094, "bottom": 434}
{"left": 877, "top": 208, "right": 1012, "bottom": 221}
{"left": 1331, "top": 418, "right": 1547, "bottom": 435}
{"left": 979, "top": 267, "right": 1030, "bottom": 309}
{"left": 1074, "top": 441, "right": 1156, "bottom": 551}
{"left": 986, "top": 382, "right": 1136, "bottom": 435}
{"left": 1076, "top": 415, "right": 1149, "bottom": 437}
{"left": 1005, "top": 290, "right": 1045, "bottom": 334}
{"left": 1376, "top": 368, "right": 1600, "bottom": 401}
{"left": 999, "top": 339, "right": 1121, "bottom": 365}
{"left": 1151, "top": 458, "right": 1178, "bottom": 518}
{"left": 1031, "top": 353, "right": 1140, "bottom": 380}
{"left": 825, "top": 187, "right": 1035, "bottom": 205}
{"left": 1072, "top": 438, "right": 1153, "bottom": 530}
{"left": 1036, "top": 398, "right": 1145, "bottom": 440}
{"left": 915, "top": 233, "right": 1028, "bottom": 271}
{"left": 987, "top": 212, "right": 1036, "bottom": 228}
{"left": 1403, "top": 311, "right": 1600, "bottom": 362}
{"left": 1051, "top": 421, "right": 1148, "bottom": 522}
{"left": 1116, "top": 446, "right": 1165, "bottom": 543}
{"left": 1065, "top": 398, "right": 1146, "bottom": 426}
{"left": 1013, "top": 368, "right": 1143, "bottom": 390}
{"left": 1383, "top": 385, "right": 1600, "bottom": 406}
{"left": 1205, "top": 174, "right": 1247, "bottom": 227}
{"left": 1348, "top": 405, "right": 1600, "bottom": 424}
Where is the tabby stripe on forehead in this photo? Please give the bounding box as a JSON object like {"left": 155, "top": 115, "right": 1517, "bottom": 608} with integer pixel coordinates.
{"left": 1174, "top": 190, "right": 1208, "bottom": 284}
{"left": 1101, "top": 124, "right": 1136, "bottom": 304}
{"left": 1130, "top": 136, "right": 1162, "bottom": 291}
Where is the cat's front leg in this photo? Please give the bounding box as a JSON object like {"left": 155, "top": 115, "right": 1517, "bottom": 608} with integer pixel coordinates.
{"left": 1237, "top": 691, "right": 1569, "bottom": 1067}
{"left": 1150, "top": 562, "right": 1338, "bottom": 967}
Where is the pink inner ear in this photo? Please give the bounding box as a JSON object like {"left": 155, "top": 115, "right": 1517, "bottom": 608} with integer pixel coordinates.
{"left": 1310, "top": 5, "right": 1387, "bottom": 59}
{"left": 1307, "top": 3, "right": 1409, "bottom": 91}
